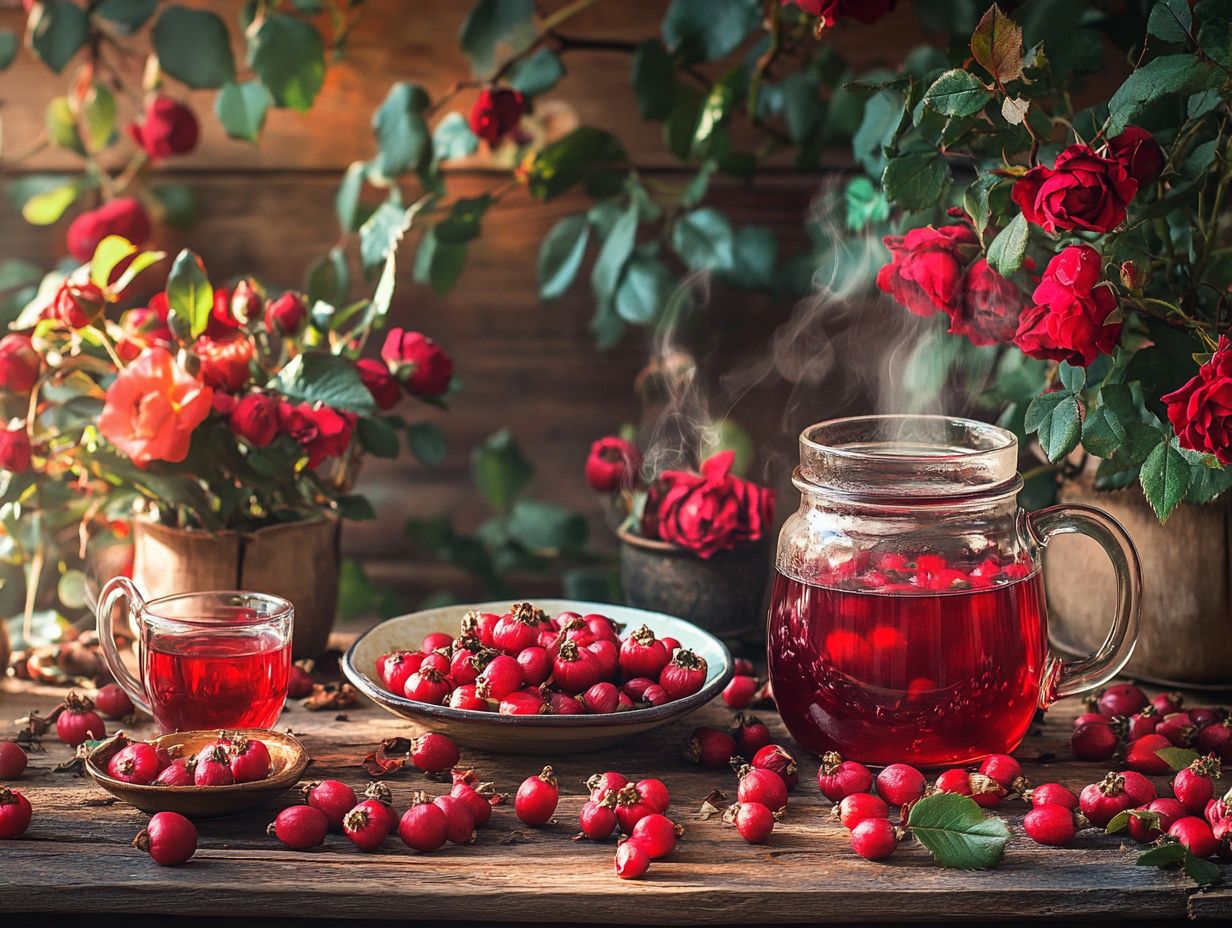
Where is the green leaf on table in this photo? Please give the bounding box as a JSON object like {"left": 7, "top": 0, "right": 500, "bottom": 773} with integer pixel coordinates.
{"left": 662, "top": 0, "right": 760, "bottom": 64}
{"left": 412, "top": 227, "right": 467, "bottom": 298}
{"left": 907, "top": 792, "right": 1010, "bottom": 870}
{"left": 359, "top": 198, "right": 413, "bottom": 271}
{"left": 1107, "top": 55, "right": 1216, "bottom": 136}
{"left": 845, "top": 176, "right": 890, "bottom": 232}
{"left": 1140, "top": 439, "right": 1191, "bottom": 521}
{"left": 1104, "top": 809, "right": 1133, "bottom": 834}
{"left": 372, "top": 82, "right": 431, "bottom": 177}
{"left": 970, "top": 3, "right": 1024, "bottom": 83}
{"left": 45, "top": 97, "right": 83, "bottom": 154}
{"left": 459, "top": 0, "right": 536, "bottom": 77}
{"left": 728, "top": 225, "right": 777, "bottom": 289}
{"left": 472, "top": 428, "right": 533, "bottom": 512}
{"left": 1137, "top": 843, "right": 1187, "bottom": 868}
{"left": 407, "top": 422, "right": 446, "bottom": 467}
{"left": 1148, "top": 0, "right": 1193, "bottom": 43}
{"left": 0, "top": 31, "right": 16, "bottom": 72}
{"left": 1183, "top": 853, "right": 1224, "bottom": 887}
{"left": 268, "top": 353, "right": 376, "bottom": 415}
{"left": 31, "top": 0, "right": 89, "bottom": 73}
{"left": 508, "top": 499, "right": 588, "bottom": 554}
{"left": 248, "top": 11, "right": 325, "bottom": 113}
{"left": 987, "top": 212, "right": 1029, "bottom": 276}
{"left": 153, "top": 6, "right": 234, "bottom": 88}
{"left": 357, "top": 417, "right": 400, "bottom": 459}
{"left": 433, "top": 113, "right": 479, "bottom": 162}
{"left": 882, "top": 150, "right": 950, "bottom": 212}
{"left": 631, "top": 40, "right": 677, "bottom": 120}
{"left": 1155, "top": 746, "right": 1199, "bottom": 771}
{"left": 506, "top": 48, "right": 564, "bottom": 96}
{"left": 922, "top": 69, "right": 992, "bottom": 117}
{"left": 672, "top": 208, "right": 734, "bottom": 272}
{"left": 537, "top": 214, "right": 590, "bottom": 300}
{"left": 615, "top": 256, "right": 671, "bottom": 324}
{"left": 524, "top": 127, "right": 626, "bottom": 200}
{"left": 150, "top": 184, "right": 197, "bottom": 229}
{"left": 165, "top": 249, "right": 213, "bottom": 338}
{"left": 215, "top": 81, "right": 272, "bottom": 142}
{"left": 1024, "top": 391, "right": 1081, "bottom": 462}
{"left": 591, "top": 204, "right": 639, "bottom": 309}
{"left": 94, "top": 0, "right": 158, "bottom": 33}
{"left": 306, "top": 247, "right": 350, "bottom": 308}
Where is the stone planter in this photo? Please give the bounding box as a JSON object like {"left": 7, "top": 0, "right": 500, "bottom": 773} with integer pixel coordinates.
{"left": 132, "top": 516, "right": 341, "bottom": 660}
{"left": 1045, "top": 474, "right": 1232, "bottom": 688}
{"left": 618, "top": 530, "right": 770, "bottom": 645}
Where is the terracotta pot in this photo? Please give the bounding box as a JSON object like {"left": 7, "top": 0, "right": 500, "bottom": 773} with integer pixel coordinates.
{"left": 131, "top": 516, "right": 341, "bottom": 660}
{"left": 618, "top": 530, "right": 770, "bottom": 645}
{"left": 1045, "top": 474, "right": 1232, "bottom": 688}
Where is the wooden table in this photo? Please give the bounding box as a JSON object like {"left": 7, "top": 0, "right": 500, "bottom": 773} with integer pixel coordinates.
{"left": 0, "top": 671, "right": 1229, "bottom": 926}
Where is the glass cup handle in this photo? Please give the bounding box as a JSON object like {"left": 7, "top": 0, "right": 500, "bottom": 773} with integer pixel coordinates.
{"left": 96, "top": 576, "right": 151, "bottom": 715}
{"left": 1026, "top": 504, "right": 1142, "bottom": 706}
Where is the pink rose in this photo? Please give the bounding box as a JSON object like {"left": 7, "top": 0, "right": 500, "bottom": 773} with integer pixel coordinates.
{"left": 98, "top": 347, "right": 213, "bottom": 467}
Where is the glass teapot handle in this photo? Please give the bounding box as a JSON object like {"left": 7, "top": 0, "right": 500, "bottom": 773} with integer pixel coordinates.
{"left": 1026, "top": 504, "right": 1141, "bottom": 706}
{"left": 96, "top": 576, "right": 152, "bottom": 715}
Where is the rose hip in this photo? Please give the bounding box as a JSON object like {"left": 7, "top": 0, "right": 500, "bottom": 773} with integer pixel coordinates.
{"left": 618, "top": 626, "right": 670, "bottom": 680}
{"left": 0, "top": 787, "right": 31, "bottom": 839}
{"left": 94, "top": 683, "right": 134, "bottom": 720}
{"left": 834, "top": 792, "right": 888, "bottom": 830}
{"left": 1127, "top": 798, "right": 1186, "bottom": 843}
{"left": 722, "top": 675, "right": 758, "bottom": 710}
{"left": 614, "top": 783, "right": 659, "bottom": 833}
{"left": 56, "top": 692, "right": 105, "bottom": 747}
{"left": 1125, "top": 707, "right": 1161, "bottom": 740}
{"left": 492, "top": 605, "right": 541, "bottom": 655}
{"left": 934, "top": 768, "right": 973, "bottom": 797}
{"left": 580, "top": 681, "right": 620, "bottom": 714}
{"left": 1071, "top": 722, "right": 1119, "bottom": 761}
{"left": 850, "top": 816, "right": 899, "bottom": 860}
{"left": 688, "top": 726, "right": 737, "bottom": 770}
{"left": 1173, "top": 756, "right": 1222, "bottom": 814}
{"left": 194, "top": 746, "right": 234, "bottom": 786}
{"left": 1080, "top": 772, "right": 1136, "bottom": 827}
{"left": 817, "top": 752, "right": 873, "bottom": 802}
{"left": 751, "top": 744, "right": 798, "bottom": 790}
{"left": 876, "top": 763, "right": 926, "bottom": 808}
{"left": 732, "top": 657, "right": 755, "bottom": 677}
{"left": 268, "top": 805, "right": 329, "bottom": 850}
{"left": 579, "top": 797, "right": 619, "bottom": 840}
{"left": 515, "top": 646, "right": 552, "bottom": 686}
{"left": 588, "top": 771, "right": 628, "bottom": 802}
{"left": 628, "top": 813, "right": 683, "bottom": 859}
{"left": 1170, "top": 816, "right": 1217, "bottom": 859}
{"left": 411, "top": 732, "right": 460, "bottom": 774}
{"left": 1023, "top": 804, "right": 1078, "bottom": 846}
{"left": 1150, "top": 692, "right": 1185, "bottom": 717}
{"left": 433, "top": 794, "right": 476, "bottom": 845}
{"left": 448, "top": 685, "right": 487, "bottom": 711}
{"left": 134, "top": 811, "right": 196, "bottom": 865}
{"left": 287, "top": 663, "right": 315, "bottom": 699}
{"left": 1026, "top": 783, "right": 1078, "bottom": 810}
{"left": 399, "top": 793, "right": 449, "bottom": 852}
{"left": 515, "top": 766, "right": 558, "bottom": 826}
{"left": 586, "top": 640, "right": 620, "bottom": 678}
{"left": 450, "top": 781, "right": 493, "bottom": 826}
{"left": 107, "top": 742, "right": 161, "bottom": 785}
{"left": 548, "top": 692, "right": 584, "bottom": 714}
{"left": 1096, "top": 683, "right": 1148, "bottom": 717}
{"left": 500, "top": 691, "right": 545, "bottom": 715}
{"left": 733, "top": 715, "right": 771, "bottom": 757}
{"left": 404, "top": 667, "right": 452, "bottom": 704}
{"left": 229, "top": 736, "right": 272, "bottom": 783}
{"left": 659, "top": 649, "right": 707, "bottom": 700}
{"left": 0, "top": 742, "right": 27, "bottom": 779}
{"left": 1198, "top": 719, "right": 1232, "bottom": 759}
{"left": 1125, "top": 733, "right": 1173, "bottom": 775}
{"left": 732, "top": 801, "right": 775, "bottom": 843}
{"left": 343, "top": 799, "right": 392, "bottom": 851}
{"left": 476, "top": 655, "right": 522, "bottom": 701}
{"left": 378, "top": 650, "right": 422, "bottom": 694}
{"left": 1157, "top": 712, "right": 1197, "bottom": 748}
{"left": 636, "top": 778, "right": 671, "bottom": 813}
{"left": 614, "top": 840, "right": 650, "bottom": 879}
{"left": 154, "top": 758, "right": 194, "bottom": 786}
{"left": 304, "top": 779, "right": 358, "bottom": 830}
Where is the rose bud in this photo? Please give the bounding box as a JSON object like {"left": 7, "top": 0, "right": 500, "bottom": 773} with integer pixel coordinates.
{"left": 228, "top": 393, "right": 280, "bottom": 447}
{"left": 585, "top": 436, "right": 642, "bottom": 493}
{"left": 129, "top": 96, "right": 200, "bottom": 160}
{"left": 210, "top": 280, "right": 262, "bottom": 336}
{"left": 0, "top": 425, "right": 32, "bottom": 473}
{"left": 194, "top": 334, "right": 255, "bottom": 393}
{"left": 468, "top": 87, "right": 528, "bottom": 145}
{"left": 381, "top": 328, "right": 453, "bottom": 397}
{"left": 52, "top": 280, "right": 106, "bottom": 329}
{"left": 1105, "top": 126, "right": 1164, "bottom": 189}
{"left": 0, "top": 335, "right": 40, "bottom": 393}
{"left": 357, "top": 358, "right": 401, "bottom": 411}
{"left": 264, "top": 292, "right": 307, "bottom": 336}
{"left": 1119, "top": 260, "right": 1147, "bottom": 291}
{"left": 66, "top": 197, "right": 152, "bottom": 263}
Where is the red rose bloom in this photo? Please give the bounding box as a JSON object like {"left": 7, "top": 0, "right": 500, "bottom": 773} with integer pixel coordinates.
{"left": 278, "top": 401, "right": 355, "bottom": 468}
{"left": 644, "top": 451, "right": 775, "bottom": 559}
{"left": 51, "top": 280, "right": 105, "bottom": 329}
{"left": 381, "top": 328, "right": 453, "bottom": 397}
{"left": 129, "top": 96, "right": 199, "bottom": 160}
{"left": 1013, "top": 244, "right": 1121, "bottom": 367}
{"left": 468, "top": 87, "right": 528, "bottom": 145}
{"left": 1163, "top": 337, "right": 1232, "bottom": 465}
{"left": 194, "top": 334, "right": 254, "bottom": 392}
{"left": 264, "top": 292, "right": 307, "bottom": 336}
{"left": 0, "top": 425, "right": 32, "bottom": 473}
{"left": 585, "top": 436, "right": 643, "bottom": 493}
{"left": 66, "top": 197, "right": 152, "bottom": 263}
{"left": 210, "top": 280, "right": 261, "bottom": 338}
{"left": 0, "top": 335, "right": 40, "bottom": 393}
{"left": 1011, "top": 144, "right": 1138, "bottom": 234}
{"left": 356, "top": 358, "right": 401, "bottom": 411}
{"left": 783, "top": 0, "right": 896, "bottom": 25}
{"left": 948, "top": 259, "right": 1030, "bottom": 347}
{"left": 877, "top": 224, "right": 978, "bottom": 319}
{"left": 1104, "top": 126, "right": 1164, "bottom": 189}
{"left": 228, "top": 393, "right": 280, "bottom": 448}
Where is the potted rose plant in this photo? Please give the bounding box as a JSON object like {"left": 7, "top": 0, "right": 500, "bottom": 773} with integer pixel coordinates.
{"left": 586, "top": 436, "right": 775, "bottom": 642}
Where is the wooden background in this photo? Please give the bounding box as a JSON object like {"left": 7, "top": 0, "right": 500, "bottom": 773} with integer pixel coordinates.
{"left": 0, "top": 0, "right": 931, "bottom": 603}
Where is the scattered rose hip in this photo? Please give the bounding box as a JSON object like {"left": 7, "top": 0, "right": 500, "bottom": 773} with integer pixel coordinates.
{"left": 686, "top": 726, "right": 737, "bottom": 770}
{"left": 875, "top": 763, "right": 926, "bottom": 808}
{"left": 399, "top": 792, "right": 449, "bottom": 852}
{"left": 850, "top": 817, "right": 899, "bottom": 860}
{"left": 0, "top": 787, "right": 32, "bottom": 839}
{"left": 751, "top": 744, "right": 798, "bottom": 791}
{"left": 817, "top": 751, "right": 872, "bottom": 802}
{"left": 93, "top": 683, "right": 135, "bottom": 720}
{"left": 0, "top": 741, "right": 28, "bottom": 779}
{"left": 56, "top": 692, "right": 105, "bottom": 747}
{"left": 1173, "top": 756, "right": 1221, "bottom": 814}
{"left": 515, "top": 765, "right": 559, "bottom": 826}
{"left": 728, "top": 801, "right": 775, "bottom": 844}
{"left": 304, "top": 779, "right": 358, "bottom": 829}
{"left": 834, "top": 792, "right": 887, "bottom": 830}
{"left": 722, "top": 675, "right": 758, "bottom": 710}
{"left": 134, "top": 811, "right": 197, "bottom": 865}
{"left": 268, "top": 805, "right": 330, "bottom": 850}
{"left": 411, "top": 732, "right": 460, "bottom": 775}
{"left": 1023, "top": 804, "right": 1079, "bottom": 846}
{"left": 1077, "top": 683, "right": 1232, "bottom": 765}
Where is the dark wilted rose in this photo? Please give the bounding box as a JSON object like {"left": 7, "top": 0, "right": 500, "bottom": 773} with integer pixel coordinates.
{"left": 129, "top": 96, "right": 199, "bottom": 160}
{"left": 264, "top": 292, "right": 307, "bottom": 336}
{"left": 877, "top": 224, "right": 979, "bottom": 318}
{"left": 228, "top": 393, "right": 280, "bottom": 448}
{"left": 1013, "top": 244, "right": 1121, "bottom": 367}
{"left": 356, "top": 358, "right": 401, "bottom": 411}
{"left": 66, "top": 197, "right": 152, "bottom": 263}
{"left": 584, "top": 436, "right": 643, "bottom": 493}
{"left": 1011, "top": 144, "right": 1138, "bottom": 234}
{"left": 381, "top": 328, "right": 453, "bottom": 396}
{"left": 1163, "top": 337, "right": 1232, "bottom": 465}
{"left": 948, "top": 259, "right": 1030, "bottom": 347}
{"left": 194, "top": 334, "right": 254, "bottom": 393}
{"left": 278, "top": 401, "right": 355, "bottom": 468}
{"left": 1104, "top": 126, "right": 1164, "bottom": 189}
{"left": 468, "top": 87, "right": 528, "bottom": 144}
{"left": 51, "top": 280, "right": 106, "bottom": 329}
{"left": 0, "top": 335, "right": 40, "bottom": 393}
{"left": 783, "top": 0, "right": 896, "bottom": 26}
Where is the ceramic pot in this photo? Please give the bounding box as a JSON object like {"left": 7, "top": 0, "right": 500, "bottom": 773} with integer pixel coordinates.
{"left": 618, "top": 529, "right": 770, "bottom": 644}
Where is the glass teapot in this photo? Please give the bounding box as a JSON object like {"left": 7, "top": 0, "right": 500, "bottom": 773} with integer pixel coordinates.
{"left": 767, "top": 415, "right": 1140, "bottom": 766}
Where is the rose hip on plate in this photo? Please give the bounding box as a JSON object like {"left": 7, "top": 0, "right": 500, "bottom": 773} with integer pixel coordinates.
{"left": 107, "top": 741, "right": 161, "bottom": 785}
{"left": 0, "top": 787, "right": 32, "bottom": 839}
{"left": 229, "top": 735, "right": 272, "bottom": 783}
{"left": 134, "top": 811, "right": 196, "bottom": 865}
{"left": 0, "top": 742, "right": 29, "bottom": 779}
{"left": 619, "top": 626, "right": 670, "bottom": 680}
{"left": 515, "top": 766, "right": 558, "bottom": 826}
{"left": 268, "top": 805, "right": 329, "bottom": 850}
{"left": 194, "top": 746, "right": 234, "bottom": 786}
{"left": 659, "top": 649, "right": 707, "bottom": 700}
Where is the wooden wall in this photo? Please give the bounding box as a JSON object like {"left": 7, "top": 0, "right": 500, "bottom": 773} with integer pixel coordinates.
{"left": 0, "top": 0, "right": 927, "bottom": 602}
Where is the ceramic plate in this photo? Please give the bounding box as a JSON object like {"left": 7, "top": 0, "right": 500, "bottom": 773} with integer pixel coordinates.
{"left": 342, "top": 599, "right": 733, "bottom": 754}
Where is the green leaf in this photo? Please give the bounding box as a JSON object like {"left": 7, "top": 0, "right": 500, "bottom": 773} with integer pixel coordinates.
{"left": 336, "top": 161, "right": 367, "bottom": 234}
{"left": 94, "top": 0, "right": 157, "bottom": 33}
{"left": 986, "top": 212, "right": 1029, "bottom": 276}
{"left": 305, "top": 247, "right": 349, "bottom": 309}
{"left": 882, "top": 150, "right": 951, "bottom": 212}
{"left": 215, "top": 80, "right": 272, "bottom": 142}
{"left": 458, "top": 0, "right": 536, "bottom": 77}
{"left": 248, "top": 12, "right": 325, "bottom": 113}
{"left": 852, "top": 89, "right": 904, "bottom": 176}
{"left": 407, "top": 422, "right": 446, "bottom": 467}
{"left": 1025, "top": 391, "right": 1081, "bottom": 462}
{"left": 1183, "top": 853, "right": 1225, "bottom": 887}
{"left": 45, "top": 97, "right": 83, "bottom": 154}
{"left": 359, "top": 199, "right": 413, "bottom": 271}
{"left": 30, "top": 0, "right": 88, "bottom": 73}
{"left": 506, "top": 48, "right": 564, "bottom": 96}
{"left": 432, "top": 112, "right": 479, "bottom": 162}
{"left": 693, "top": 69, "right": 742, "bottom": 156}
{"left": 21, "top": 181, "right": 81, "bottom": 226}
{"left": 90, "top": 236, "right": 138, "bottom": 289}
{"left": 1058, "top": 362, "right": 1086, "bottom": 393}
{"left": 1186, "top": 461, "right": 1232, "bottom": 504}
{"left": 537, "top": 214, "right": 590, "bottom": 300}
{"left": 845, "top": 176, "right": 890, "bottom": 232}
{"left": 372, "top": 82, "right": 431, "bottom": 177}
{"left": 1104, "top": 809, "right": 1133, "bottom": 834}
{"left": 631, "top": 40, "right": 676, "bottom": 120}
{"left": 1140, "top": 439, "right": 1191, "bottom": 521}
{"left": 435, "top": 195, "right": 491, "bottom": 244}
{"left": 337, "top": 495, "right": 377, "bottom": 521}
{"left": 728, "top": 225, "right": 777, "bottom": 289}
{"left": 524, "top": 127, "right": 626, "bottom": 200}
{"left": 1082, "top": 403, "right": 1129, "bottom": 458}
{"left": 591, "top": 204, "right": 639, "bottom": 308}
{"left": 508, "top": 499, "right": 588, "bottom": 554}
{"left": 165, "top": 249, "right": 213, "bottom": 338}
{"left": 1148, "top": 0, "right": 1193, "bottom": 43}
{"left": 1137, "top": 843, "right": 1187, "bottom": 868}
{"left": 963, "top": 173, "right": 1002, "bottom": 246}
{"left": 1107, "top": 55, "right": 1216, "bottom": 136}
{"left": 0, "top": 31, "right": 16, "bottom": 72}
{"left": 150, "top": 184, "right": 197, "bottom": 229}
{"left": 412, "top": 227, "right": 467, "bottom": 298}
{"left": 662, "top": 0, "right": 759, "bottom": 64}
{"left": 672, "top": 207, "right": 734, "bottom": 272}
{"left": 615, "top": 256, "right": 670, "bottom": 324}
{"left": 82, "top": 84, "right": 117, "bottom": 151}
{"left": 906, "top": 792, "right": 1010, "bottom": 870}
{"left": 268, "top": 353, "right": 376, "bottom": 416}
{"left": 153, "top": 6, "right": 235, "bottom": 89}
{"left": 370, "top": 252, "right": 396, "bottom": 323}
{"left": 970, "top": 3, "right": 1024, "bottom": 83}
{"left": 1155, "top": 746, "right": 1200, "bottom": 771}
{"left": 357, "top": 417, "right": 400, "bottom": 459}
{"left": 471, "top": 428, "right": 533, "bottom": 512}
{"left": 923, "top": 69, "right": 992, "bottom": 117}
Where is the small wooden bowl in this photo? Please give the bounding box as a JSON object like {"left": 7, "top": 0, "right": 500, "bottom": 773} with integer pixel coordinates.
{"left": 85, "top": 729, "right": 309, "bottom": 818}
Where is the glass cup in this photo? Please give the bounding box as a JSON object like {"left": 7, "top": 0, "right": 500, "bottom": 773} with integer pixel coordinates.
{"left": 97, "top": 577, "right": 294, "bottom": 733}
{"left": 767, "top": 414, "right": 1141, "bottom": 766}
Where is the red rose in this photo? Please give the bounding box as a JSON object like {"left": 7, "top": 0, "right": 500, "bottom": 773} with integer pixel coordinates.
{"left": 278, "top": 401, "right": 355, "bottom": 468}
{"left": 66, "top": 197, "right": 152, "bottom": 263}
{"left": 210, "top": 280, "right": 260, "bottom": 337}
{"left": 1163, "top": 337, "right": 1232, "bottom": 465}
{"left": 228, "top": 393, "right": 280, "bottom": 448}
{"left": 948, "top": 259, "right": 1029, "bottom": 347}
{"left": 212, "top": 392, "right": 238, "bottom": 416}
{"left": 782, "top": 0, "right": 896, "bottom": 25}
{"left": 1013, "top": 244, "right": 1121, "bottom": 367}
{"left": 0, "top": 425, "right": 32, "bottom": 473}
{"left": 877, "top": 224, "right": 978, "bottom": 319}
{"left": 356, "top": 358, "right": 401, "bottom": 411}
{"left": 129, "top": 96, "right": 199, "bottom": 160}
{"left": 1104, "top": 126, "right": 1164, "bottom": 189}
{"left": 0, "top": 335, "right": 40, "bottom": 393}
{"left": 468, "top": 87, "right": 528, "bottom": 145}
{"left": 194, "top": 334, "right": 254, "bottom": 392}
{"left": 51, "top": 279, "right": 105, "bottom": 329}
{"left": 264, "top": 292, "right": 307, "bottom": 336}
{"left": 585, "top": 436, "right": 643, "bottom": 493}
{"left": 381, "top": 328, "right": 453, "bottom": 396}
{"left": 644, "top": 451, "right": 775, "bottom": 559}
{"left": 1011, "top": 144, "right": 1137, "bottom": 234}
